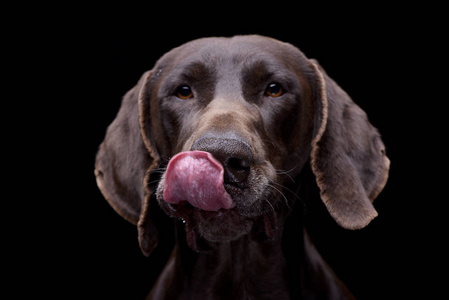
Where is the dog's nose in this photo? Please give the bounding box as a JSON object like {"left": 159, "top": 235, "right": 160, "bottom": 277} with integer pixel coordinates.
{"left": 191, "top": 135, "right": 252, "bottom": 185}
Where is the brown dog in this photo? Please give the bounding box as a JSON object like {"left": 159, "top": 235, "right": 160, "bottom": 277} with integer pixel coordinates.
{"left": 95, "top": 35, "right": 389, "bottom": 299}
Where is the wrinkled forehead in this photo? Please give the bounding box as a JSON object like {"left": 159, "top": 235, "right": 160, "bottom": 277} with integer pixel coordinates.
{"left": 157, "top": 36, "right": 307, "bottom": 80}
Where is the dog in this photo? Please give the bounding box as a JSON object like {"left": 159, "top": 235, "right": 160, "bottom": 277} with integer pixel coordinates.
{"left": 95, "top": 35, "right": 390, "bottom": 299}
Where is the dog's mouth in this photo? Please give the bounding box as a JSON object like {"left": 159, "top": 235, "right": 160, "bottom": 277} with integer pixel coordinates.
{"left": 162, "top": 151, "right": 235, "bottom": 211}
{"left": 156, "top": 150, "right": 277, "bottom": 249}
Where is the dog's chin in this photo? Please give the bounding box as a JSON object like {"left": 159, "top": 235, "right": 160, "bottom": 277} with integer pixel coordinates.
{"left": 158, "top": 199, "right": 278, "bottom": 252}
{"left": 192, "top": 208, "right": 254, "bottom": 243}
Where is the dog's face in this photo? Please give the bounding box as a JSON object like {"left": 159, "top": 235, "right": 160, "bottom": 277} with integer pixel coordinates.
{"left": 150, "top": 37, "right": 317, "bottom": 246}
{"left": 95, "top": 35, "right": 390, "bottom": 255}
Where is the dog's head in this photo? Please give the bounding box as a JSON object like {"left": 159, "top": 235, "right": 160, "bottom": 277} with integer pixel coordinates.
{"left": 95, "top": 35, "right": 390, "bottom": 255}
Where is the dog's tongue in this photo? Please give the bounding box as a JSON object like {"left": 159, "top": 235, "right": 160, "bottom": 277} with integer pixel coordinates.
{"left": 163, "top": 151, "right": 234, "bottom": 211}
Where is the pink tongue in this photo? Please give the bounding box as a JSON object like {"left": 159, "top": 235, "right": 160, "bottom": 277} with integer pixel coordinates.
{"left": 163, "top": 151, "right": 234, "bottom": 211}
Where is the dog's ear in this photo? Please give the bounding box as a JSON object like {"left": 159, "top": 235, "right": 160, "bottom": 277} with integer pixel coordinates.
{"left": 309, "top": 60, "right": 390, "bottom": 229}
{"left": 95, "top": 70, "right": 161, "bottom": 256}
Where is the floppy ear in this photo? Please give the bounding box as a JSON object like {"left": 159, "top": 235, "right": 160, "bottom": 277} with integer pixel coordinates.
{"left": 94, "top": 70, "right": 161, "bottom": 256}
{"left": 309, "top": 60, "right": 390, "bottom": 229}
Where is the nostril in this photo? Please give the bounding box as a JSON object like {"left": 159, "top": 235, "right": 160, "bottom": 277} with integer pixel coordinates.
{"left": 225, "top": 157, "right": 251, "bottom": 184}
{"left": 227, "top": 157, "right": 250, "bottom": 172}
{"left": 190, "top": 135, "right": 253, "bottom": 185}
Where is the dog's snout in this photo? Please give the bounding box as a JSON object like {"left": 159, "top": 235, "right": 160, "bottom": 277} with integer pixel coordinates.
{"left": 191, "top": 135, "right": 252, "bottom": 185}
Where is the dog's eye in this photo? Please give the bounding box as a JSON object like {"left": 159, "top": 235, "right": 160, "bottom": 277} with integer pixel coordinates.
{"left": 176, "top": 85, "right": 194, "bottom": 100}
{"left": 264, "top": 83, "right": 284, "bottom": 98}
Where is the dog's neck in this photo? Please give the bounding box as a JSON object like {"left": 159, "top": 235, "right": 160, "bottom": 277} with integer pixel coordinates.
{"left": 148, "top": 218, "right": 354, "bottom": 300}
{"left": 171, "top": 221, "right": 290, "bottom": 299}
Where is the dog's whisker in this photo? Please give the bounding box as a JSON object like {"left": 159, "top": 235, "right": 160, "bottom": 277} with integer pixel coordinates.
{"left": 264, "top": 198, "right": 275, "bottom": 212}
{"left": 275, "top": 164, "right": 300, "bottom": 183}
{"left": 278, "top": 172, "right": 295, "bottom": 184}
{"left": 275, "top": 164, "right": 299, "bottom": 174}
{"left": 270, "top": 181, "right": 305, "bottom": 207}
{"left": 148, "top": 179, "right": 162, "bottom": 186}
{"left": 267, "top": 183, "right": 291, "bottom": 210}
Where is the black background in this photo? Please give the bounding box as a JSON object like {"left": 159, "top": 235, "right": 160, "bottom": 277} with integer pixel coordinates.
{"left": 14, "top": 2, "right": 444, "bottom": 299}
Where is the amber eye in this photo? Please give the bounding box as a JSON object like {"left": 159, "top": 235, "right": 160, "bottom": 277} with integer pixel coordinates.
{"left": 264, "top": 83, "right": 284, "bottom": 98}
{"left": 176, "top": 85, "right": 193, "bottom": 100}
